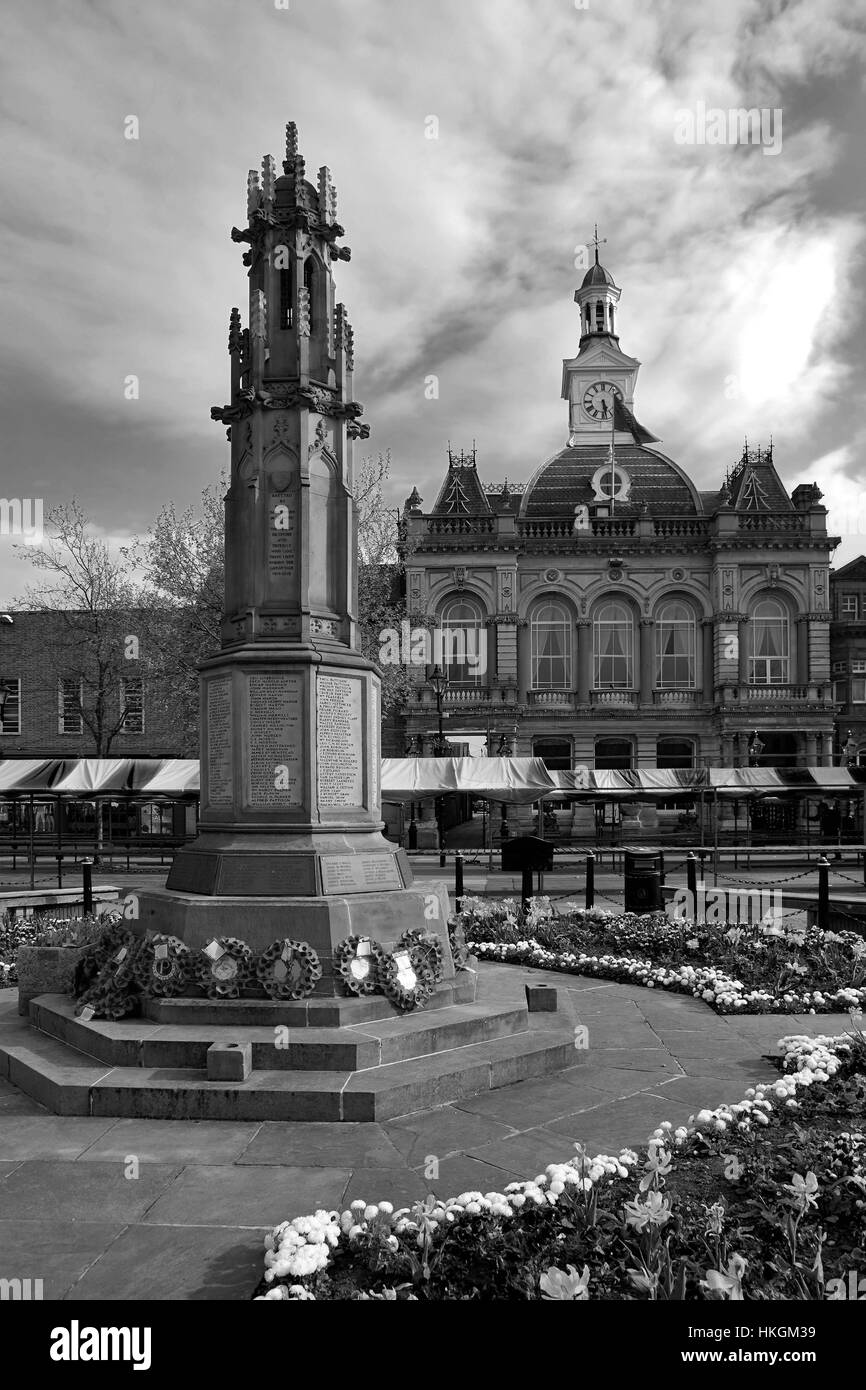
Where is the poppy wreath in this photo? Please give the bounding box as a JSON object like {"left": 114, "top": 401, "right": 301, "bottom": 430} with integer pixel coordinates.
{"left": 377, "top": 946, "right": 436, "bottom": 1012}
{"left": 397, "top": 928, "right": 445, "bottom": 984}
{"left": 194, "top": 937, "right": 253, "bottom": 999}
{"left": 256, "top": 939, "right": 323, "bottom": 1001}
{"left": 133, "top": 934, "right": 193, "bottom": 998}
{"left": 75, "top": 932, "right": 144, "bottom": 1021}
{"left": 334, "top": 936, "right": 387, "bottom": 996}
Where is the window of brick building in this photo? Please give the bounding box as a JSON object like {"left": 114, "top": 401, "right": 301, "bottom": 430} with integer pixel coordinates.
{"left": 841, "top": 595, "right": 859, "bottom": 619}
{"left": 0, "top": 678, "right": 21, "bottom": 735}
{"left": 121, "top": 678, "right": 144, "bottom": 735}
{"left": 58, "top": 678, "right": 83, "bottom": 735}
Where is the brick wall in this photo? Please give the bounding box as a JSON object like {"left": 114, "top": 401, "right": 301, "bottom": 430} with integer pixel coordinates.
{"left": 0, "top": 612, "right": 186, "bottom": 757}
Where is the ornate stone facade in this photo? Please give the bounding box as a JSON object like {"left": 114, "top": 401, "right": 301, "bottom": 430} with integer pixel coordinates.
{"left": 396, "top": 254, "right": 839, "bottom": 778}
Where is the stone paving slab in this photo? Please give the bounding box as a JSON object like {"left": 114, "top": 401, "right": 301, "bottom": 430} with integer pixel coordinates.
{"left": 236, "top": 1121, "right": 408, "bottom": 1169}
{"left": 0, "top": 1219, "right": 128, "bottom": 1299}
{"left": 0, "top": 977, "right": 855, "bottom": 1300}
{"left": 0, "top": 1115, "right": 120, "bottom": 1161}
{"left": 63, "top": 1223, "right": 266, "bottom": 1302}
{"left": 140, "top": 1163, "right": 352, "bottom": 1229}
{"left": 0, "top": 1159, "right": 182, "bottom": 1222}
{"left": 76, "top": 1119, "right": 262, "bottom": 1165}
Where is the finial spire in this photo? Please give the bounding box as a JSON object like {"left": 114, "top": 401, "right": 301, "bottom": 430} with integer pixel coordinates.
{"left": 591, "top": 223, "right": 607, "bottom": 265}
{"left": 284, "top": 122, "right": 299, "bottom": 174}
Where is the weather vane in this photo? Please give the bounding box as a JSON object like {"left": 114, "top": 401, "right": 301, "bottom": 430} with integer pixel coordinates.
{"left": 591, "top": 224, "right": 607, "bottom": 264}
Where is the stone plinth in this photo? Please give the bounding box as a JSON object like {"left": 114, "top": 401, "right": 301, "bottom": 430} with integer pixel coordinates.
{"left": 136, "top": 879, "right": 452, "bottom": 995}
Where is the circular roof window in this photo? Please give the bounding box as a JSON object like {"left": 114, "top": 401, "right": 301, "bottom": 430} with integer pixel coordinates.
{"left": 591, "top": 464, "right": 631, "bottom": 503}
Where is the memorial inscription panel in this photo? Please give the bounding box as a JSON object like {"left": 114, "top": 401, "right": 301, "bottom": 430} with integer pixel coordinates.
{"left": 268, "top": 493, "right": 297, "bottom": 587}
{"left": 320, "top": 853, "right": 403, "bottom": 895}
{"left": 206, "top": 677, "right": 233, "bottom": 807}
{"left": 317, "top": 674, "right": 364, "bottom": 808}
{"left": 245, "top": 673, "right": 304, "bottom": 808}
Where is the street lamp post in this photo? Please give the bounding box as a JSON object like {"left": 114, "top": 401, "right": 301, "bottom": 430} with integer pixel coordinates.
{"left": 427, "top": 665, "right": 450, "bottom": 867}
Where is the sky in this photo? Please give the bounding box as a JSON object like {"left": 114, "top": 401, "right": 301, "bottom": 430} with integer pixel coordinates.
{"left": 1, "top": 0, "right": 866, "bottom": 604}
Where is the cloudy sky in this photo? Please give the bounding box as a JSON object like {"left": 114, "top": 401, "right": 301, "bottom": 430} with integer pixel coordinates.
{"left": 2, "top": 0, "right": 865, "bottom": 604}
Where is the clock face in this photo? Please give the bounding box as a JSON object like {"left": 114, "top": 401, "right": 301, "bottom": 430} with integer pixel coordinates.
{"left": 582, "top": 381, "right": 623, "bottom": 420}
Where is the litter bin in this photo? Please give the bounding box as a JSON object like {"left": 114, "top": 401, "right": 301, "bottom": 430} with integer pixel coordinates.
{"left": 501, "top": 836, "right": 554, "bottom": 875}
{"left": 623, "top": 847, "right": 662, "bottom": 913}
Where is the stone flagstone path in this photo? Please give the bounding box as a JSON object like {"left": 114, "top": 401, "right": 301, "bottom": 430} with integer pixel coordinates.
{"left": 0, "top": 970, "right": 850, "bottom": 1300}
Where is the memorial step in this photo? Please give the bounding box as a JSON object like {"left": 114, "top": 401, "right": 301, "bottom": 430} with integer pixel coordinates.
{"left": 29, "top": 994, "right": 531, "bottom": 1073}
{"left": 140, "top": 974, "right": 477, "bottom": 1028}
{"left": 1, "top": 1006, "right": 580, "bottom": 1122}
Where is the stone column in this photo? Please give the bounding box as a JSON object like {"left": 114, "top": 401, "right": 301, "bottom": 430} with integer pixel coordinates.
{"left": 639, "top": 619, "right": 654, "bottom": 704}
{"left": 576, "top": 619, "right": 591, "bottom": 703}
{"left": 738, "top": 618, "right": 750, "bottom": 684}
{"left": 796, "top": 617, "right": 809, "bottom": 686}
{"left": 721, "top": 734, "right": 734, "bottom": 767}
{"left": 805, "top": 731, "right": 817, "bottom": 767}
{"left": 517, "top": 620, "right": 532, "bottom": 705}
{"left": 701, "top": 621, "right": 714, "bottom": 700}
{"left": 820, "top": 732, "right": 834, "bottom": 766}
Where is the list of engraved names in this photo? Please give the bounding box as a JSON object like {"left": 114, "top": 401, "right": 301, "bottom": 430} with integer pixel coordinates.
{"left": 317, "top": 674, "right": 363, "bottom": 807}
{"left": 247, "top": 674, "right": 303, "bottom": 807}
{"left": 206, "top": 678, "right": 233, "bottom": 806}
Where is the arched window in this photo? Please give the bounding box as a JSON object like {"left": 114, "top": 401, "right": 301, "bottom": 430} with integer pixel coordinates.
{"left": 657, "top": 737, "right": 695, "bottom": 769}
{"left": 533, "top": 737, "right": 572, "bottom": 771}
{"left": 656, "top": 601, "right": 696, "bottom": 688}
{"left": 749, "top": 598, "right": 789, "bottom": 684}
{"left": 437, "top": 598, "right": 484, "bottom": 685}
{"left": 593, "top": 601, "right": 633, "bottom": 689}
{"left": 531, "top": 602, "right": 572, "bottom": 690}
{"left": 595, "top": 300, "right": 605, "bottom": 330}
{"left": 595, "top": 737, "right": 633, "bottom": 770}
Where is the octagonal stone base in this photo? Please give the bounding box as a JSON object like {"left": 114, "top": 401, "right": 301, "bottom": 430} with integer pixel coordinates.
{"left": 134, "top": 880, "right": 453, "bottom": 996}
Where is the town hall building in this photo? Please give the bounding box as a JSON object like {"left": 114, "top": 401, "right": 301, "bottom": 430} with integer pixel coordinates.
{"left": 394, "top": 248, "right": 839, "bottom": 787}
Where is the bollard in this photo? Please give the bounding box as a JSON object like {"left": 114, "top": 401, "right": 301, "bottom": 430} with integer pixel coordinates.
{"left": 686, "top": 852, "right": 698, "bottom": 921}
{"left": 82, "top": 857, "right": 94, "bottom": 915}
{"left": 817, "top": 855, "right": 830, "bottom": 933}
{"left": 521, "top": 865, "right": 533, "bottom": 913}
{"left": 585, "top": 850, "right": 595, "bottom": 910}
{"left": 455, "top": 852, "right": 464, "bottom": 911}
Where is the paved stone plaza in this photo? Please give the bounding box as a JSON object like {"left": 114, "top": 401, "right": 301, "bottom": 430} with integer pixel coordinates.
{"left": 0, "top": 967, "right": 849, "bottom": 1300}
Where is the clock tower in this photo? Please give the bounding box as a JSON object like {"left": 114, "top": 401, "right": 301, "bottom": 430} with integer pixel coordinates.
{"left": 562, "top": 239, "right": 642, "bottom": 448}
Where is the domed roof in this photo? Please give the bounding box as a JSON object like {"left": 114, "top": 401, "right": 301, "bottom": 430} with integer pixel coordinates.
{"left": 580, "top": 260, "right": 616, "bottom": 289}
{"left": 520, "top": 443, "right": 702, "bottom": 517}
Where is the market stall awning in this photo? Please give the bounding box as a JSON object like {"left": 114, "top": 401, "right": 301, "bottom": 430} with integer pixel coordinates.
{"left": 0, "top": 759, "right": 201, "bottom": 798}
{"left": 0, "top": 759, "right": 63, "bottom": 793}
{"left": 547, "top": 769, "right": 706, "bottom": 798}
{"left": 138, "top": 760, "right": 200, "bottom": 796}
{"left": 381, "top": 757, "right": 556, "bottom": 804}
{"left": 707, "top": 768, "right": 866, "bottom": 796}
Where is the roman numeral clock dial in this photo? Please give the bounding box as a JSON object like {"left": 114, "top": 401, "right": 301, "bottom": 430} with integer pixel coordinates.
{"left": 582, "top": 381, "right": 622, "bottom": 420}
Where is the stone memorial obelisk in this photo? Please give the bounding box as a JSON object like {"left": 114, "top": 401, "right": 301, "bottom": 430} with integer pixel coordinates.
{"left": 139, "top": 124, "right": 452, "bottom": 991}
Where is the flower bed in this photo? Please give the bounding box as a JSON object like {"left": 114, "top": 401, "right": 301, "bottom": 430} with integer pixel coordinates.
{"left": 252, "top": 1028, "right": 866, "bottom": 1301}
{"left": 458, "top": 896, "right": 866, "bottom": 1015}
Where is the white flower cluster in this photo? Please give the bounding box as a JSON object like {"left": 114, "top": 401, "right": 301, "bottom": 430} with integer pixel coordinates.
{"left": 257, "top": 1150, "right": 639, "bottom": 1293}
{"left": 256, "top": 1027, "right": 857, "bottom": 1298}
{"left": 469, "top": 940, "right": 866, "bottom": 1016}
{"left": 647, "top": 1033, "right": 853, "bottom": 1148}
{"left": 261, "top": 1210, "right": 341, "bottom": 1284}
